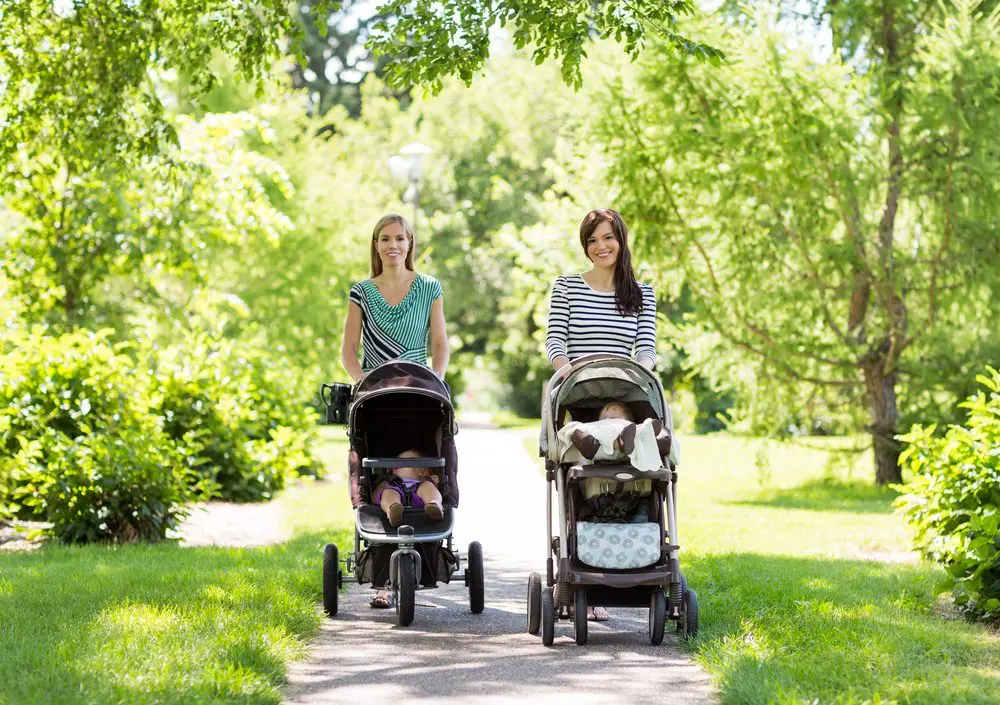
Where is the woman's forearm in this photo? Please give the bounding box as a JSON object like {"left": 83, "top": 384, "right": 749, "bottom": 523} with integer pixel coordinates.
{"left": 431, "top": 341, "right": 450, "bottom": 379}
{"left": 341, "top": 346, "right": 365, "bottom": 383}
{"left": 552, "top": 355, "right": 570, "bottom": 371}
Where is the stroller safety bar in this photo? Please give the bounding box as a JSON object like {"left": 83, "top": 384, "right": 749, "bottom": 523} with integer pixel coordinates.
{"left": 362, "top": 456, "right": 446, "bottom": 469}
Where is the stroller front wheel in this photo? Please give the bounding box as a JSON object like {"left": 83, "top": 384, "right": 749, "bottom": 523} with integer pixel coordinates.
{"left": 467, "top": 541, "right": 485, "bottom": 614}
{"left": 527, "top": 572, "right": 542, "bottom": 635}
{"left": 395, "top": 554, "right": 416, "bottom": 627}
{"left": 649, "top": 588, "right": 666, "bottom": 645}
{"left": 541, "top": 586, "right": 555, "bottom": 646}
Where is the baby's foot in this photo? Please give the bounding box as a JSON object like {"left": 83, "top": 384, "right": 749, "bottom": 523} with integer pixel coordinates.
{"left": 571, "top": 429, "right": 601, "bottom": 459}
{"left": 424, "top": 501, "right": 444, "bottom": 521}
{"left": 386, "top": 503, "right": 403, "bottom": 527}
{"left": 616, "top": 423, "right": 637, "bottom": 455}
{"left": 651, "top": 419, "right": 671, "bottom": 456}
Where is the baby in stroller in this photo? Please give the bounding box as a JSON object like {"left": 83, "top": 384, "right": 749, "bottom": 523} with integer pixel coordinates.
{"left": 530, "top": 355, "right": 698, "bottom": 646}
{"left": 373, "top": 449, "right": 445, "bottom": 526}
{"left": 561, "top": 401, "right": 672, "bottom": 524}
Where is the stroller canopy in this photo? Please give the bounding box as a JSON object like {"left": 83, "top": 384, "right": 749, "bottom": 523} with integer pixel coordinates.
{"left": 351, "top": 359, "right": 453, "bottom": 413}
{"left": 541, "top": 355, "right": 672, "bottom": 462}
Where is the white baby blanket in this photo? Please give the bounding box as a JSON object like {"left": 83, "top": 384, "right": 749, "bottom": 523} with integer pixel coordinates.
{"left": 557, "top": 417, "right": 662, "bottom": 472}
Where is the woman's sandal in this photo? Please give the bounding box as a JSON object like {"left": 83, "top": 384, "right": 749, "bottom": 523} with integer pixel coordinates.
{"left": 369, "top": 591, "right": 394, "bottom": 609}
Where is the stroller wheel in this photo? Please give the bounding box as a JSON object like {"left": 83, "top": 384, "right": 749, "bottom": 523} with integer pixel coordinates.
{"left": 573, "top": 588, "right": 588, "bottom": 646}
{"left": 322, "top": 544, "right": 339, "bottom": 617}
{"left": 676, "top": 573, "right": 688, "bottom": 633}
{"left": 467, "top": 541, "right": 485, "bottom": 614}
{"left": 649, "top": 588, "right": 666, "bottom": 645}
{"left": 395, "top": 554, "right": 416, "bottom": 627}
{"left": 541, "top": 586, "right": 555, "bottom": 646}
{"left": 527, "top": 572, "right": 542, "bottom": 635}
{"left": 682, "top": 588, "right": 699, "bottom": 640}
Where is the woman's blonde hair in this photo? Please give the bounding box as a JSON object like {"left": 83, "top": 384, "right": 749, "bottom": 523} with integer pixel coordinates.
{"left": 370, "top": 214, "right": 415, "bottom": 277}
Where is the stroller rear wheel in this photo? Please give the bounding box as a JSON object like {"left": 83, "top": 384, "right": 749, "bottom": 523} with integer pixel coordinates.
{"left": 322, "top": 543, "right": 340, "bottom": 617}
{"left": 467, "top": 541, "right": 485, "bottom": 614}
{"left": 527, "top": 572, "right": 542, "bottom": 635}
{"left": 395, "top": 554, "right": 416, "bottom": 627}
{"left": 682, "top": 588, "right": 699, "bottom": 640}
{"left": 541, "top": 586, "right": 555, "bottom": 646}
{"left": 573, "top": 588, "right": 588, "bottom": 646}
{"left": 649, "top": 588, "right": 666, "bottom": 645}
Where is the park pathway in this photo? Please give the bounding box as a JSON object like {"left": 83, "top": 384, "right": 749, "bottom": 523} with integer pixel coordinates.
{"left": 283, "top": 420, "right": 719, "bottom": 705}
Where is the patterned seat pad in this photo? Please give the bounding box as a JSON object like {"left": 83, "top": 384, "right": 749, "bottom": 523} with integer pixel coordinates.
{"left": 576, "top": 521, "right": 661, "bottom": 569}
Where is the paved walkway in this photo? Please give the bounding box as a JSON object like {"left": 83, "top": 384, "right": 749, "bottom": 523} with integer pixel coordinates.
{"left": 283, "top": 425, "right": 719, "bottom": 705}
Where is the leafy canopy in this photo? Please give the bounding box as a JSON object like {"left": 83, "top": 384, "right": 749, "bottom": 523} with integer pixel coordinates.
{"left": 369, "top": 0, "right": 723, "bottom": 91}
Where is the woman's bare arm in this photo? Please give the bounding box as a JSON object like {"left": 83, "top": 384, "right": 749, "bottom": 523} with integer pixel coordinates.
{"left": 340, "top": 301, "right": 366, "bottom": 383}
{"left": 429, "top": 296, "right": 450, "bottom": 379}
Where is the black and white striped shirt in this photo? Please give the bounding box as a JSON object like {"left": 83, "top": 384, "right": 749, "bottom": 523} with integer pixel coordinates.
{"left": 545, "top": 274, "right": 657, "bottom": 368}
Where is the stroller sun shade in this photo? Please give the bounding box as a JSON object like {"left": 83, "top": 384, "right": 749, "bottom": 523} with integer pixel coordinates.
{"left": 541, "top": 356, "right": 672, "bottom": 462}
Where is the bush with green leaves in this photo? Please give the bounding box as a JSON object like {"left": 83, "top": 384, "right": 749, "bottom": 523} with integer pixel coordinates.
{"left": 896, "top": 367, "right": 1000, "bottom": 620}
{"left": 0, "top": 329, "right": 192, "bottom": 542}
{"left": 151, "top": 334, "right": 319, "bottom": 502}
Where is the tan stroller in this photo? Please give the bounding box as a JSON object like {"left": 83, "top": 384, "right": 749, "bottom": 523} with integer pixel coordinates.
{"left": 528, "top": 354, "right": 698, "bottom": 645}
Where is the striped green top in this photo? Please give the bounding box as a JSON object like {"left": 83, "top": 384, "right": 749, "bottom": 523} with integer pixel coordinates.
{"left": 349, "top": 273, "right": 443, "bottom": 371}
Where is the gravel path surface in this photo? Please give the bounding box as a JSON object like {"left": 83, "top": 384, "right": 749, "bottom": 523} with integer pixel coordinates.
{"left": 282, "top": 425, "right": 719, "bottom": 705}
{"left": 178, "top": 499, "right": 290, "bottom": 548}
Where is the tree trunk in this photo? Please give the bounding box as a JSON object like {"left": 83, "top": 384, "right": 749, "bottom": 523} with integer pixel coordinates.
{"left": 862, "top": 361, "right": 902, "bottom": 485}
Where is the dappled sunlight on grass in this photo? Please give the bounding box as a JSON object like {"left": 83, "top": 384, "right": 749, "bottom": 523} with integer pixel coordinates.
{"left": 0, "top": 426, "right": 356, "bottom": 705}
{"left": 687, "top": 552, "right": 1000, "bottom": 704}
{"left": 734, "top": 476, "right": 901, "bottom": 515}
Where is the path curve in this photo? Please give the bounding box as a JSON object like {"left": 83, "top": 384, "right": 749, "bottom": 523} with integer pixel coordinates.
{"left": 283, "top": 426, "right": 719, "bottom": 705}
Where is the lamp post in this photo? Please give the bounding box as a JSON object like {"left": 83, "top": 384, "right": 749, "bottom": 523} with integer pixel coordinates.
{"left": 389, "top": 141, "right": 432, "bottom": 235}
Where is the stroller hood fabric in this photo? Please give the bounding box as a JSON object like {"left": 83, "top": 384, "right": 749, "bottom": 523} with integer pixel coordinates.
{"left": 541, "top": 355, "right": 673, "bottom": 464}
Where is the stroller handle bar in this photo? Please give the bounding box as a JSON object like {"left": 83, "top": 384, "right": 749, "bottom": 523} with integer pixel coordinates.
{"left": 362, "top": 456, "right": 446, "bottom": 469}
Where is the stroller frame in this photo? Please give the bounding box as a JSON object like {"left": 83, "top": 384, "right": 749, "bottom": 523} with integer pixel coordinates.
{"left": 529, "top": 354, "right": 698, "bottom": 646}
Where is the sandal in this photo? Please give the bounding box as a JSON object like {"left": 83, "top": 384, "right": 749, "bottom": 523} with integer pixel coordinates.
{"left": 369, "top": 591, "right": 394, "bottom": 609}
{"left": 386, "top": 503, "right": 403, "bottom": 527}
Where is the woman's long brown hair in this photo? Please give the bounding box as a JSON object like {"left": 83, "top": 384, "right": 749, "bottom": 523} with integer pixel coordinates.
{"left": 370, "top": 214, "right": 415, "bottom": 277}
{"left": 579, "top": 208, "right": 643, "bottom": 317}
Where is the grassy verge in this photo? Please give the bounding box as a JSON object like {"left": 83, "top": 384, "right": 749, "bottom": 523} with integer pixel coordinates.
{"left": 0, "top": 428, "right": 353, "bottom": 705}
{"left": 676, "top": 435, "right": 1000, "bottom": 705}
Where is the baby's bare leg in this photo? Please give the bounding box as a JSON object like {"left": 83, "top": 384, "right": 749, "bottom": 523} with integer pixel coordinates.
{"left": 417, "top": 481, "right": 443, "bottom": 520}
{"left": 375, "top": 483, "right": 404, "bottom": 527}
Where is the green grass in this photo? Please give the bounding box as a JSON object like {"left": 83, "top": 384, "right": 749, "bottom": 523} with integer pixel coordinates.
{"left": 0, "top": 428, "right": 353, "bottom": 705}
{"left": 2, "top": 426, "right": 999, "bottom": 704}
{"left": 674, "top": 435, "right": 1000, "bottom": 705}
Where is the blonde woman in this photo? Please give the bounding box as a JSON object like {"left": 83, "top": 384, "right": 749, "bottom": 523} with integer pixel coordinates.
{"left": 341, "top": 214, "right": 448, "bottom": 382}
{"left": 341, "top": 214, "right": 450, "bottom": 608}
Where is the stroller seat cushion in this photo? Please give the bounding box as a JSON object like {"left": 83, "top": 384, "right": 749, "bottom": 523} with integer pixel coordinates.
{"left": 576, "top": 521, "right": 661, "bottom": 569}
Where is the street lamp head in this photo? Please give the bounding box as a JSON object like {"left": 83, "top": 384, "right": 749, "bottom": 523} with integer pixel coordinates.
{"left": 400, "top": 141, "right": 432, "bottom": 181}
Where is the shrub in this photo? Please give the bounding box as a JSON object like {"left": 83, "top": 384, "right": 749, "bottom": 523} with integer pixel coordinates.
{"left": 0, "top": 329, "right": 191, "bottom": 542}
{"left": 896, "top": 367, "right": 1000, "bottom": 620}
{"left": 151, "top": 334, "right": 319, "bottom": 502}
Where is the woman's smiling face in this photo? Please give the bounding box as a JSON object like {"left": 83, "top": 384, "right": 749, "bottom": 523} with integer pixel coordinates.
{"left": 586, "top": 220, "right": 619, "bottom": 269}
{"left": 377, "top": 221, "right": 410, "bottom": 267}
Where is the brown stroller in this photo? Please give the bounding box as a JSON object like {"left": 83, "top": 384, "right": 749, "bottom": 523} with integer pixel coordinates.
{"left": 528, "top": 355, "right": 698, "bottom": 645}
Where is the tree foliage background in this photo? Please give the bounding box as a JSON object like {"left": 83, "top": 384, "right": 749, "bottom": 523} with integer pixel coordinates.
{"left": 2, "top": 0, "right": 998, "bottom": 541}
